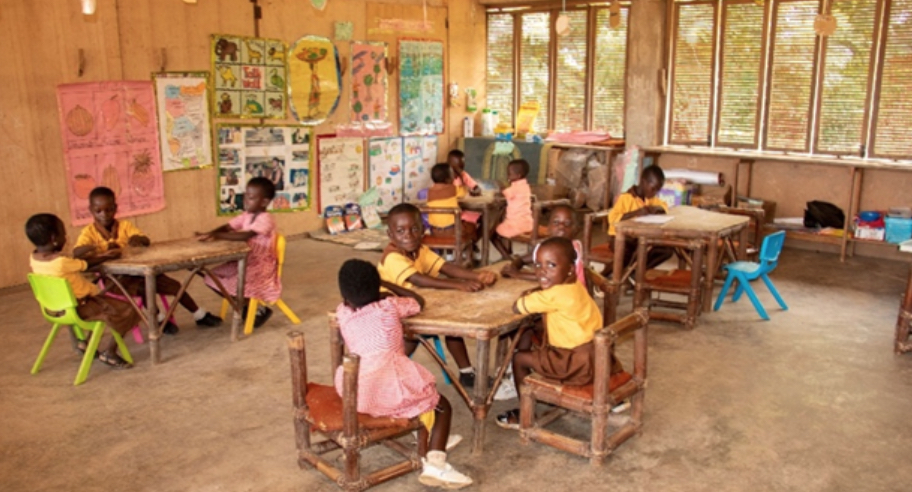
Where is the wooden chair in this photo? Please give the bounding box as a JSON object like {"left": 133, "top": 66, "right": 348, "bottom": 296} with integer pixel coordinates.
{"left": 717, "top": 206, "right": 765, "bottom": 262}
{"left": 519, "top": 309, "right": 649, "bottom": 465}
{"left": 509, "top": 198, "right": 572, "bottom": 253}
{"left": 634, "top": 237, "right": 705, "bottom": 330}
{"left": 582, "top": 209, "right": 612, "bottom": 270}
{"left": 421, "top": 207, "right": 471, "bottom": 267}
{"left": 287, "top": 331, "right": 425, "bottom": 492}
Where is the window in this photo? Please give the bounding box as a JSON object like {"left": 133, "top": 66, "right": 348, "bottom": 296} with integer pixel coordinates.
{"left": 485, "top": 6, "right": 630, "bottom": 136}
{"left": 665, "top": 0, "right": 912, "bottom": 161}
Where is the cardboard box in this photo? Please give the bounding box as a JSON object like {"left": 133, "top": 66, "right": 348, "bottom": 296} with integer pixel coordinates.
{"left": 657, "top": 179, "right": 693, "bottom": 209}
{"left": 855, "top": 224, "right": 885, "bottom": 241}
{"left": 737, "top": 197, "right": 777, "bottom": 224}
{"left": 694, "top": 184, "right": 733, "bottom": 207}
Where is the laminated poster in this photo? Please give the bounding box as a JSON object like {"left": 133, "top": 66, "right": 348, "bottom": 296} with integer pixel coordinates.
{"left": 210, "top": 34, "right": 287, "bottom": 119}
{"left": 216, "top": 124, "right": 312, "bottom": 215}
{"left": 288, "top": 36, "right": 342, "bottom": 126}
{"left": 350, "top": 41, "right": 388, "bottom": 125}
{"left": 316, "top": 135, "right": 366, "bottom": 212}
{"left": 153, "top": 72, "right": 213, "bottom": 171}
{"left": 368, "top": 137, "right": 404, "bottom": 213}
{"left": 398, "top": 39, "right": 444, "bottom": 135}
{"left": 401, "top": 135, "right": 436, "bottom": 203}
{"left": 57, "top": 81, "right": 165, "bottom": 226}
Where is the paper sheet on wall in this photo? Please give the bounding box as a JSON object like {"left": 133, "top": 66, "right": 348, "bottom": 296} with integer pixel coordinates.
{"left": 288, "top": 35, "right": 342, "bottom": 125}
{"left": 57, "top": 81, "right": 165, "bottom": 226}
{"left": 398, "top": 39, "right": 444, "bottom": 135}
{"left": 350, "top": 41, "right": 389, "bottom": 125}
{"left": 216, "top": 125, "right": 313, "bottom": 215}
{"left": 153, "top": 72, "right": 213, "bottom": 171}
{"left": 317, "top": 135, "right": 365, "bottom": 212}
{"left": 402, "top": 136, "right": 431, "bottom": 202}
{"left": 368, "top": 137, "right": 404, "bottom": 212}
{"left": 210, "top": 34, "right": 287, "bottom": 119}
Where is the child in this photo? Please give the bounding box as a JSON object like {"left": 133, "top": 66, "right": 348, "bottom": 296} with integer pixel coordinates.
{"left": 26, "top": 213, "right": 140, "bottom": 369}
{"left": 378, "top": 203, "right": 497, "bottom": 388}
{"left": 491, "top": 159, "right": 534, "bottom": 259}
{"left": 607, "top": 165, "right": 673, "bottom": 270}
{"left": 496, "top": 237, "right": 623, "bottom": 429}
{"left": 426, "top": 163, "right": 476, "bottom": 241}
{"left": 74, "top": 187, "right": 222, "bottom": 334}
{"left": 335, "top": 259, "right": 472, "bottom": 489}
{"left": 197, "top": 177, "right": 282, "bottom": 328}
{"left": 448, "top": 149, "right": 481, "bottom": 198}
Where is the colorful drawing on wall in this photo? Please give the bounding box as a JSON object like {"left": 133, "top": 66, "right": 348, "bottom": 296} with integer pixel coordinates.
{"left": 398, "top": 39, "right": 444, "bottom": 136}
{"left": 316, "top": 135, "right": 365, "bottom": 212}
{"left": 334, "top": 21, "right": 354, "bottom": 41}
{"left": 368, "top": 137, "right": 404, "bottom": 212}
{"left": 215, "top": 124, "right": 312, "bottom": 215}
{"left": 288, "top": 36, "right": 341, "bottom": 126}
{"left": 401, "top": 136, "right": 436, "bottom": 203}
{"left": 210, "top": 34, "right": 287, "bottom": 119}
{"left": 57, "top": 81, "right": 165, "bottom": 226}
{"left": 350, "top": 41, "right": 389, "bottom": 126}
{"left": 153, "top": 72, "right": 213, "bottom": 172}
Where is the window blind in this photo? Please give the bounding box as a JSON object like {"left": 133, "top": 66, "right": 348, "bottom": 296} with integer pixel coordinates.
{"left": 486, "top": 13, "right": 515, "bottom": 124}
{"left": 717, "top": 1, "right": 764, "bottom": 147}
{"left": 873, "top": 0, "right": 912, "bottom": 158}
{"left": 554, "top": 9, "right": 589, "bottom": 132}
{"left": 670, "top": 1, "right": 716, "bottom": 144}
{"left": 520, "top": 12, "right": 552, "bottom": 132}
{"left": 593, "top": 6, "right": 629, "bottom": 137}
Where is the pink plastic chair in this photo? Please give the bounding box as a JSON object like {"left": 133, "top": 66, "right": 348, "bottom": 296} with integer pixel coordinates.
{"left": 100, "top": 279, "right": 174, "bottom": 344}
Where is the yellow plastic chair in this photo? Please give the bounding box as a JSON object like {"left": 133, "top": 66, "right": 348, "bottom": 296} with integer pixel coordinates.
{"left": 27, "top": 273, "right": 133, "bottom": 386}
{"left": 221, "top": 233, "right": 301, "bottom": 335}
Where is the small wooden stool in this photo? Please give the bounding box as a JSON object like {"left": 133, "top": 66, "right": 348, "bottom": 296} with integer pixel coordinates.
{"left": 635, "top": 237, "right": 705, "bottom": 330}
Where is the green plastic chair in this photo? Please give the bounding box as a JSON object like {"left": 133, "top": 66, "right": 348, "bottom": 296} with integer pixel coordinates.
{"left": 28, "top": 273, "right": 133, "bottom": 385}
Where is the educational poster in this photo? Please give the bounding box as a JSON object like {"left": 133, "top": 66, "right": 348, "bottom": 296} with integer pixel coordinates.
{"left": 57, "top": 81, "right": 165, "bottom": 226}
{"left": 215, "top": 124, "right": 312, "bottom": 215}
{"left": 316, "top": 135, "right": 365, "bottom": 212}
{"left": 350, "top": 41, "right": 388, "bottom": 125}
{"left": 398, "top": 39, "right": 444, "bottom": 136}
{"left": 401, "top": 136, "right": 435, "bottom": 203}
{"left": 153, "top": 72, "right": 213, "bottom": 171}
{"left": 210, "top": 34, "right": 287, "bottom": 119}
{"left": 368, "top": 137, "right": 406, "bottom": 212}
{"left": 288, "top": 36, "right": 342, "bottom": 125}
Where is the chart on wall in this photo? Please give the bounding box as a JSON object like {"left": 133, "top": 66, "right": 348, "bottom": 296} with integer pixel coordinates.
{"left": 398, "top": 39, "right": 444, "bottom": 136}
{"left": 402, "top": 136, "right": 436, "bottom": 203}
{"left": 215, "top": 125, "right": 312, "bottom": 215}
{"left": 210, "top": 34, "right": 287, "bottom": 119}
{"left": 153, "top": 72, "right": 213, "bottom": 171}
{"left": 368, "top": 135, "right": 437, "bottom": 210}
{"left": 316, "top": 135, "right": 365, "bottom": 212}
{"left": 57, "top": 81, "right": 165, "bottom": 226}
{"left": 288, "top": 36, "right": 341, "bottom": 125}
{"left": 350, "top": 41, "right": 388, "bottom": 125}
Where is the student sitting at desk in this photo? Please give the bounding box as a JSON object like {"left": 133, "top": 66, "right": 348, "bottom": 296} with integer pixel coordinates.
{"left": 448, "top": 149, "right": 481, "bottom": 198}
{"left": 607, "top": 165, "right": 674, "bottom": 270}
{"left": 378, "top": 203, "right": 497, "bottom": 389}
{"left": 427, "top": 163, "right": 477, "bottom": 243}
{"left": 491, "top": 159, "right": 534, "bottom": 259}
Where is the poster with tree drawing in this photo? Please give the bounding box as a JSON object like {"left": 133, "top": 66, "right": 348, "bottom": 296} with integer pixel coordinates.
{"left": 211, "top": 34, "right": 287, "bottom": 120}
{"left": 398, "top": 39, "right": 444, "bottom": 136}
{"left": 153, "top": 72, "right": 213, "bottom": 171}
{"left": 350, "top": 41, "right": 388, "bottom": 125}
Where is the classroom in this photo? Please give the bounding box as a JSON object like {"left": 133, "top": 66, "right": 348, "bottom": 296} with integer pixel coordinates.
{"left": 3, "top": 0, "right": 912, "bottom": 490}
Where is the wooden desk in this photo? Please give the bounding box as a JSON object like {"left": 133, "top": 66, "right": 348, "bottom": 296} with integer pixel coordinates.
{"left": 100, "top": 238, "right": 250, "bottom": 363}
{"left": 328, "top": 264, "right": 533, "bottom": 455}
{"left": 607, "top": 206, "right": 750, "bottom": 323}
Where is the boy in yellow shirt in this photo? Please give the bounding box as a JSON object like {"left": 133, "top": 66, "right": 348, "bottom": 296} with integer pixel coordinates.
{"left": 426, "top": 163, "right": 477, "bottom": 242}
{"left": 607, "top": 165, "right": 673, "bottom": 270}
{"left": 74, "top": 187, "right": 222, "bottom": 334}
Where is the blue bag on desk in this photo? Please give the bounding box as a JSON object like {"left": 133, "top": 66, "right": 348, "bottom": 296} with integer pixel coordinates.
{"left": 804, "top": 201, "right": 845, "bottom": 229}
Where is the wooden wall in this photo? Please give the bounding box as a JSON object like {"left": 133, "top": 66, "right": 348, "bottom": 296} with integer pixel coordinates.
{"left": 0, "top": 0, "right": 486, "bottom": 289}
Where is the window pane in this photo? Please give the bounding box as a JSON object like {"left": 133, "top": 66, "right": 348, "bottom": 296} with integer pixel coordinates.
{"left": 816, "top": 0, "right": 876, "bottom": 154}
{"left": 765, "top": 0, "right": 818, "bottom": 151}
{"left": 486, "top": 13, "right": 515, "bottom": 124}
{"left": 593, "top": 7, "right": 629, "bottom": 137}
{"left": 520, "top": 12, "right": 551, "bottom": 132}
{"left": 670, "top": 2, "right": 715, "bottom": 144}
{"left": 717, "top": 1, "right": 764, "bottom": 146}
{"left": 874, "top": 0, "right": 912, "bottom": 158}
{"left": 554, "top": 10, "right": 588, "bottom": 131}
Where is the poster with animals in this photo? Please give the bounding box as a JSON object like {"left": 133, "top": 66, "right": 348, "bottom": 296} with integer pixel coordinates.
{"left": 216, "top": 124, "right": 312, "bottom": 215}
{"left": 288, "top": 35, "right": 342, "bottom": 126}
{"left": 211, "top": 34, "right": 287, "bottom": 119}
{"left": 398, "top": 39, "right": 444, "bottom": 136}
{"left": 350, "top": 41, "right": 388, "bottom": 125}
{"left": 57, "top": 81, "right": 165, "bottom": 226}
{"left": 368, "top": 137, "right": 404, "bottom": 212}
{"left": 316, "top": 135, "right": 365, "bottom": 212}
{"left": 153, "top": 72, "right": 213, "bottom": 171}
{"left": 401, "top": 135, "right": 437, "bottom": 203}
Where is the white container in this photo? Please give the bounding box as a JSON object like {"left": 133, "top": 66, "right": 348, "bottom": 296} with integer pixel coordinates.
{"left": 463, "top": 117, "right": 474, "bottom": 138}
{"left": 481, "top": 109, "right": 495, "bottom": 137}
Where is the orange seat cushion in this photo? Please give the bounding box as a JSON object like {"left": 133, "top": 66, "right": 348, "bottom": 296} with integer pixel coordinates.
{"left": 589, "top": 243, "right": 614, "bottom": 261}
{"left": 527, "top": 371, "right": 633, "bottom": 402}
{"left": 645, "top": 269, "right": 694, "bottom": 288}
{"left": 305, "top": 383, "right": 411, "bottom": 432}
{"left": 422, "top": 235, "right": 471, "bottom": 248}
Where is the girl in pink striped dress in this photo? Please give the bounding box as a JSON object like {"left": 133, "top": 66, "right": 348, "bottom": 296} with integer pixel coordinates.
{"left": 197, "top": 177, "right": 282, "bottom": 327}
{"left": 334, "top": 259, "right": 472, "bottom": 489}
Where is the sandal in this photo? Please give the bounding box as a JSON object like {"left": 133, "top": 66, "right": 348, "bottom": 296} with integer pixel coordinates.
{"left": 98, "top": 352, "right": 133, "bottom": 370}
{"left": 74, "top": 339, "right": 99, "bottom": 359}
{"left": 495, "top": 409, "right": 520, "bottom": 430}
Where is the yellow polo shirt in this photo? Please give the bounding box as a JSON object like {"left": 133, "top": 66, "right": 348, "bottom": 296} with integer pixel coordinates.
{"left": 515, "top": 281, "right": 602, "bottom": 349}
{"left": 30, "top": 254, "right": 99, "bottom": 299}
{"left": 607, "top": 192, "right": 668, "bottom": 236}
{"left": 378, "top": 245, "right": 445, "bottom": 290}
{"left": 75, "top": 220, "right": 145, "bottom": 252}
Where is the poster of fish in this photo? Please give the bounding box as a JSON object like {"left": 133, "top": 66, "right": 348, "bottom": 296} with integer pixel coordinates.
{"left": 350, "top": 41, "right": 388, "bottom": 125}
{"left": 57, "top": 81, "right": 165, "bottom": 226}
{"left": 215, "top": 124, "right": 312, "bottom": 215}
{"left": 368, "top": 137, "right": 405, "bottom": 212}
{"left": 316, "top": 135, "right": 365, "bottom": 211}
{"left": 153, "top": 72, "right": 213, "bottom": 171}
{"left": 398, "top": 39, "right": 444, "bottom": 136}
{"left": 210, "top": 34, "right": 287, "bottom": 119}
{"left": 288, "top": 36, "right": 342, "bottom": 126}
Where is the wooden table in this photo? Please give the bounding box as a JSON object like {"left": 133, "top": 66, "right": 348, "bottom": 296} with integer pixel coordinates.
{"left": 100, "top": 238, "right": 251, "bottom": 364}
{"left": 328, "top": 264, "right": 533, "bottom": 455}
{"left": 894, "top": 251, "right": 912, "bottom": 354}
{"left": 607, "top": 206, "right": 750, "bottom": 323}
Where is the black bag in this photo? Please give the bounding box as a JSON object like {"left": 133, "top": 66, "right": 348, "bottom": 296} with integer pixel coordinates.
{"left": 804, "top": 200, "right": 845, "bottom": 229}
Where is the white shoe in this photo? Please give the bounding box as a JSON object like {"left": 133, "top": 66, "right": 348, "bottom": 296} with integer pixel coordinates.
{"left": 493, "top": 380, "right": 518, "bottom": 401}
{"left": 611, "top": 400, "right": 631, "bottom": 413}
{"left": 412, "top": 432, "right": 463, "bottom": 451}
{"left": 419, "top": 459, "right": 473, "bottom": 489}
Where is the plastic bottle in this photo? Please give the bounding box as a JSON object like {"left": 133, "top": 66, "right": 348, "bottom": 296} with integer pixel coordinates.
{"left": 481, "top": 108, "right": 495, "bottom": 137}
{"left": 463, "top": 117, "right": 474, "bottom": 138}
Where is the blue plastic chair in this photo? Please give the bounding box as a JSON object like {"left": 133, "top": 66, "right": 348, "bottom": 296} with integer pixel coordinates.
{"left": 411, "top": 335, "right": 452, "bottom": 385}
{"left": 713, "top": 230, "right": 788, "bottom": 320}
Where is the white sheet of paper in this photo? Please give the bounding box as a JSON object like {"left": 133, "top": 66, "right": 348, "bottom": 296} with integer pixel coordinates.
{"left": 633, "top": 215, "right": 675, "bottom": 224}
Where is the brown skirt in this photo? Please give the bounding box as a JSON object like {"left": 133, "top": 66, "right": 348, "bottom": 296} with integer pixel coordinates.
{"left": 535, "top": 340, "right": 625, "bottom": 386}
{"left": 75, "top": 295, "right": 141, "bottom": 336}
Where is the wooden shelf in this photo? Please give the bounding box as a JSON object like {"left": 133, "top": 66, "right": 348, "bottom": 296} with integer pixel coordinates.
{"left": 849, "top": 236, "right": 900, "bottom": 246}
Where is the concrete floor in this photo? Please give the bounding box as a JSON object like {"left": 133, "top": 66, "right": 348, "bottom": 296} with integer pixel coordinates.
{"left": 3, "top": 239, "right": 912, "bottom": 492}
